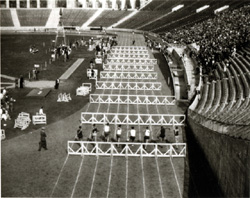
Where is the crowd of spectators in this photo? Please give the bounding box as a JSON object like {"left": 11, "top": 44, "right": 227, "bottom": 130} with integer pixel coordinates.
{"left": 163, "top": 5, "right": 250, "bottom": 74}
{"left": 0, "top": 88, "right": 16, "bottom": 122}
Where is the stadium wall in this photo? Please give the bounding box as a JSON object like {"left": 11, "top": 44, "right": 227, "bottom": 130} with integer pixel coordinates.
{"left": 187, "top": 115, "right": 250, "bottom": 197}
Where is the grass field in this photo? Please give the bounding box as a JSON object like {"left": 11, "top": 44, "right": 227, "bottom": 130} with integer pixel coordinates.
{"left": 1, "top": 32, "right": 186, "bottom": 197}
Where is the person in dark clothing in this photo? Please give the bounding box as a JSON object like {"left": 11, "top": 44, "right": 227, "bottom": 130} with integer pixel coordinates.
{"left": 38, "top": 127, "right": 47, "bottom": 151}
{"left": 20, "top": 75, "right": 24, "bottom": 88}
{"left": 132, "top": 40, "right": 135, "bottom": 45}
{"left": 54, "top": 79, "right": 59, "bottom": 89}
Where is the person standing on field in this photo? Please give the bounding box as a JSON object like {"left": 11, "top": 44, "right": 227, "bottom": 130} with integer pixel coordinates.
{"left": 38, "top": 127, "right": 47, "bottom": 151}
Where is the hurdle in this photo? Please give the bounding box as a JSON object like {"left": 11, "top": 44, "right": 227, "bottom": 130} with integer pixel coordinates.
{"left": 100, "top": 71, "right": 158, "bottom": 80}
{"left": 103, "top": 65, "right": 155, "bottom": 72}
{"left": 111, "top": 46, "right": 148, "bottom": 50}
{"left": 95, "top": 81, "right": 162, "bottom": 90}
{"left": 89, "top": 94, "right": 176, "bottom": 105}
{"left": 110, "top": 49, "right": 149, "bottom": 55}
{"left": 67, "top": 141, "right": 186, "bottom": 157}
{"left": 80, "top": 112, "right": 185, "bottom": 126}
{"left": 32, "top": 114, "right": 47, "bottom": 125}
{"left": 108, "top": 54, "right": 150, "bottom": 59}
{"left": 106, "top": 58, "right": 157, "bottom": 65}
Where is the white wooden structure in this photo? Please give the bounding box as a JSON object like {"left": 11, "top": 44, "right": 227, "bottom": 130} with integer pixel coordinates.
{"left": 89, "top": 94, "right": 176, "bottom": 105}
{"left": 76, "top": 83, "right": 92, "bottom": 96}
{"left": 95, "top": 81, "right": 161, "bottom": 90}
{"left": 112, "top": 46, "right": 148, "bottom": 50}
{"left": 103, "top": 64, "right": 155, "bottom": 71}
{"left": 57, "top": 93, "right": 72, "bottom": 102}
{"left": 67, "top": 141, "right": 186, "bottom": 157}
{"left": 81, "top": 112, "right": 185, "bottom": 126}
{"left": 108, "top": 54, "right": 150, "bottom": 59}
{"left": 106, "top": 58, "right": 157, "bottom": 65}
{"left": 100, "top": 71, "right": 158, "bottom": 80}
{"left": 14, "top": 112, "right": 31, "bottom": 130}
{"left": 110, "top": 49, "right": 149, "bottom": 55}
{"left": 32, "top": 114, "right": 47, "bottom": 125}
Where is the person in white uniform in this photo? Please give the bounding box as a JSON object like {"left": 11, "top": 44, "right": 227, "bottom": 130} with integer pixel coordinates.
{"left": 129, "top": 126, "right": 136, "bottom": 145}
{"left": 144, "top": 126, "right": 151, "bottom": 150}
{"left": 115, "top": 125, "right": 122, "bottom": 147}
{"left": 103, "top": 122, "right": 110, "bottom": 142}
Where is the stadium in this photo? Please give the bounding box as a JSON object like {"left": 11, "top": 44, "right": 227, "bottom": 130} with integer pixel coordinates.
{"left": 0, "top": 0, "right": 249, "bottom": 197}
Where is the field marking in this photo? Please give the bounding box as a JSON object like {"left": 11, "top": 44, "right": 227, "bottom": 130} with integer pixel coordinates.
{"left": 140, "top": 157, "right": 147, "bottom": 198}
{"left": 125, "top": 157, "right": 128, "bottom": 198}
{"left": 88, "top": 157, "right": 99, "bottom": 198}
{"left": 59, "top": 58, "right": 84, "bottom": 80}
{"left": 70, "top": 156, "right": 85, "bottom": 198}
{"left": 155, "top": 157, "right": 165, "bottom": 198}
{"left": 106, "top": 156, "right": 114, "bottom": 198}
{"left": 50, "top": 155, "right": 69, "bottom": 197}
{"left": 170, "top": 157, "right": 182, "bottom": 198}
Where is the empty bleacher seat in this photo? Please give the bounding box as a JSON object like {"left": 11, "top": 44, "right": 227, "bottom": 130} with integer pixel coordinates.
{"left": 17, "top": 9, "right": 51, "bottom": 26}
{"left": 0, "top": 9, "right": 14, "bottom": 26}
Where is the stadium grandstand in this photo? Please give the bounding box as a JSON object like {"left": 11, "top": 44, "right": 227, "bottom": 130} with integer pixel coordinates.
{"left": 1, "top": 0, "right": 249, "bottom": 197}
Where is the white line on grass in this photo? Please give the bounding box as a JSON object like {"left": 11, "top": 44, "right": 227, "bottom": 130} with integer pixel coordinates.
{"left": 106, "top": 65, "right": 123, "bottom": 198}
{"left": 88, "top": 157, "right": 99, "bottom": 198}
{"left": 155, "top": 157, "right": 165, "bottom": 198}
{"left": 106, "top": 155, "right": 114, "bottom": 198}
{"left": 70, "top": 156, "right": 85, "bottom": 198}
{"left": 125, "top": 156, "right": 128, "bottom": 198}
{"left": 170, "top": 157, "right": 182, "bottom": 198}
{"left": 50, "top": 155, "right": 69, "bottom": 197}
{"left": 140, "top": 156, "right": 147, "bottom": 198}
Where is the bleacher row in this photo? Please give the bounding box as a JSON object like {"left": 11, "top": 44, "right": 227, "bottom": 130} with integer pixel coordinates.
{"left": 1, "top": 0, "right": 248, "bottom": 30}
{"left": 189, "top": 46, "right": 250, "bottom": 139}
{"left": 0, "top": 9, "right": 133, "bottom": 27}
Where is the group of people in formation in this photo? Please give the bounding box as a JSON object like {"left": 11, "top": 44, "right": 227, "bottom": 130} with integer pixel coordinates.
{"left": 74, "top": 123, "right": 180, "bottom": 148}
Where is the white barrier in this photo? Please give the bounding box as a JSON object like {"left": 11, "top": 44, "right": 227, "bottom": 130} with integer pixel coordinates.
{"left": 87, "top": 69, "right": 98, "bottom": 80}
{"left": 14, "top": 112, "right": 31, "bottom": 130}
{"left": 76, "top": 83, "right": 92, "bottom": 96}
{"left": 89, "top": 94, "right": 176, "bottom": 105}
{"left": 57, "top": 93, "right": 72, "bottom": 102}
{"left": 81, "top": 112, "right": 185, "bottom": 126}
{"left": 110, "top": 50, "right": 149, "bottom": 55}
{"left": 32, "top": 114, "right": 47, "bottom": 125}
{"left": 111, "top": 46, "right": 147, "bottom": 50}
{"left": 106, "top": 58, "right": 157, "bottom": 65}
{"left": 100, "top": 71, "right": 157, "bottom": 80}
{"left": 67, "top": 141, "right": 186, "bottom": 157}
{"left": 1, "top": 129, "right": 6, "bottom": 140}
{"left": 103, "top": 64, "right": 155, "bottom": 71}
{"left": 108, "top": 54, "right": 150, "bottom": 59}
{"left": 95, "top": 81, "right": 161, "bottom": 90}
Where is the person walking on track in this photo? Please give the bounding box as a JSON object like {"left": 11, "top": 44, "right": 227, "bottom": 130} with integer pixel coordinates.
{"left": 38, "top": 127, "right": 47, "bottom": 151}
